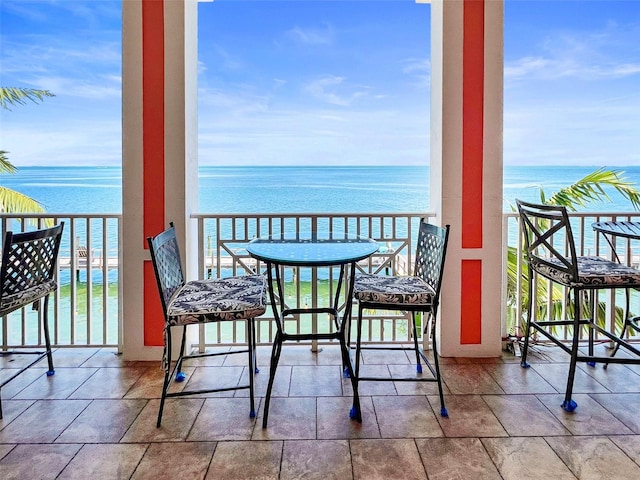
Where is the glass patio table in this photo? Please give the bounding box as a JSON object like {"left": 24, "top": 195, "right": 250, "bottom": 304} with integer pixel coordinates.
{"left": 592, "top": 220, "right": 640, "bottom": 360}
{"left": 247, "top": 231, "right": 378, "bottom": 426}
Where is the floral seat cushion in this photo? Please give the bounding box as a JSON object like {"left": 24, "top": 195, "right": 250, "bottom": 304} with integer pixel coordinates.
{"left": 354, "top": 273, "right": 435, "bottom": 306}
{"left": 532, "top": 256, "right": 640, "bottom": 287}
{"left": 0, "top": 280, "right": 57, "bottom": 316}
{"left": 166, "top": 274, "right": 267, "bottom": 326}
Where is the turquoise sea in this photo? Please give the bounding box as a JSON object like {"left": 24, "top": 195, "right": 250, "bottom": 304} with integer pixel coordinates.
{"left": 2, "top": 165, "right": 640, "bottom": 214}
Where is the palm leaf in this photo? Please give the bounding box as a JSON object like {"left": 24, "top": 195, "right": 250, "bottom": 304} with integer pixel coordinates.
{"left": 543, "top": 168, "right": 640, "bottom": 211}
{"left": 0, "top": 87, "right": 54, "bottom": 110}
{"left": 0, "top": 151, "right": 17, "bottom": 174}
{"left": 0, "top": 186, "right": 47, "bottom": 213}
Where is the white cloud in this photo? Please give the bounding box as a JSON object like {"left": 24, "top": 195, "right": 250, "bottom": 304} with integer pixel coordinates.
{"left": 285, "top": 24, "right": 334, "bottom": 45}
{"left": 304, "top": 75, "right": 370, "bottom": 106}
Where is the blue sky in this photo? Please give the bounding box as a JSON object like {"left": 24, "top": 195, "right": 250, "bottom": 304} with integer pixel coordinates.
{"left": 0, "top": 0, "right": 639, "bottom": 167}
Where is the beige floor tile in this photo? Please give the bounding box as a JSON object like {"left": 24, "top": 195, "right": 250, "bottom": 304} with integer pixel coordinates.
{"left": 274, "top": 345, "right": 320, "bottom": 366}
{"left": 56, "top": 399, "right": 147, "bottom": 443}
{"left": 47, "top": 347, "right": 101, "bottom": 368}
{"left": 315, "top": 344, "right": 347, "bottom": 365}
{"left": 577, "top": 362, "right": 640, "bottom": 393}
{"left": 221, "top": 345, "right": 271, "bottom": 367}
{"left": 0, "top": 399, "right": 90, "bottom": 443}
{"left": 483, "top": 362, "right": 557, "bottom": 394}
{"left": 481, "top": 437, "right": 576, "bottom": 480}
{"left": 440, "top": 364, "right": 504, "bottom": 394}
{"left": 78, "top": 348, "right": 154, "bottom": 368}
{"left": 206, "top": 440, "right": 282, "bottom": 480}
{"left": 235, "top": 364, "right": 292, "bottom": 398}
{"left": 0, "top": 400, "right": 35, "bottom": 429}
{"left": 373, "top": 396, "right": 443, "bottom": 438}
{"left": 252, "top": 397, "right": 317, "bottom": 440}
{"left": 289, "top": 365, "right": 343, "bottom": 396}
{"left": 187, "top": 397, "right": 259, "bottom": 441}
{"left": 482, "top": 394, "right": 570, "bottom": 436}
{"left": 389, "top": 364, "right": 449, "bottom": 395}
{"left": 427, "top": 394, "right": 507, "bottom": 438}
{"left": 351, "top": 438, "right": 427, "bottom": 480}
{"left": 281, "top": 439, "right": 352, "bottom": 480}
{"left": 530, "top": 363, "right": 609, "bottom": 394}
{"left": 358, "top": 347, "right": 411, "bottom": 365}
{"left": 186, "top": 346, "right": 230, "bottom": 367}
{"left": 124, "top": 366, "right": 193, "bottom": 399}
{"left": 120, "top": 398, "right": 203, "bottom": 442}
{"left": 317, "top": 396, "right": 380, "bottom": 439}
{"left": 0, "top": 443, "right": 82, "bottom": 480}
{"left": 609, "top": 435, "right": 640, "bottom": 467}
{"left": 69, "top": 366, "right": 148, "bottom": 398}
{"left": 546, "top": 435, "right": 640, "bottom": 480}
{"left": 345, "top": 364, "right": 398, "bottom": 396}
{"left": 537, "top": 393, "right": 634, "bottom": 435}
{"left": 0, "top": 368, "right": 43, "bottom": 399}
{"left": 182, "top": 365, "right": 244, "bottom": 397}
{"left": 416, "top": 438, "right": 502, "bottom": 480}
{"left": 58, "top": 443, "right": 147, "bottom": 480}
{"left": 131, "top": 442, "right": 215, "bottom": 480}
{"left": 0, "top": 443, "right": 14, "bottom": 460}
{"left": 590, "top": 393, "right": 640, "bottom": 433}
{"left": 13, "top": 367, "right": 98, "bottom": 400}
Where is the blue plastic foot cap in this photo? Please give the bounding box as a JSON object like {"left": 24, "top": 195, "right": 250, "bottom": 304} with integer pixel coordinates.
{"left": 349, "top": 406, "right": 357, "bottom": 419}
{"left": 521, "top": 361, "right": 531, "bottom": 369}
{"left": 440, "top": 407, "right": 449, "bottom": 418}
{"left": 255, "top": 367, "right": 260, "bottom": 374}
{"left": 175, "top": 371, "right": 187, "bottom": 382}
{"left": 587, "top": 361, "right": 596, "bottom": 367}
{"left": 46, "top": 370, "right": 55, "bottom": 376}
{"left": 416, "top": 364, "right": 423, "bottom": 374}
{"left": 343, "top": 367, "right": 350, "bottom": 378}
{"left": 250, "top": 410, "right": 256, "bottom": 418}
{"left": 562, "top": 399, "right": 578, "bottom": 412}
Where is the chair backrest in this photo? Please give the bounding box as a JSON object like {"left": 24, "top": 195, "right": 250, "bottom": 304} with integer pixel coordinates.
{"left": 147, "top": 222, "right": 185, "bottom": 314}
{"left": 516, "top": 199, "right": 579, "bottom": 282}
{"left": 414, "top": 221, "right": 450, "bottom": 310}
{"left": 0, "top": 223, "right": 65, "bottom": 310}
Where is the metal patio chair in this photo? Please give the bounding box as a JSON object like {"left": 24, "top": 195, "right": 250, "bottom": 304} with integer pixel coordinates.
{"left": 516, "top": 199, "right": 640, "bottom": 412}
{"left": 0, "top": 223, "right": 64, "bottom": 419}
{"left": 147, "top": 223, "right": 267, "bottom": 427}
{"left": 351, "top": 220, "right": 450, "bottom": 420}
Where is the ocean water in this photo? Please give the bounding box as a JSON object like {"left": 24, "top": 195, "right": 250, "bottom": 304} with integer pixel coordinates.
{"left": 2, "top": 164, "right": 640, "bottom": 214}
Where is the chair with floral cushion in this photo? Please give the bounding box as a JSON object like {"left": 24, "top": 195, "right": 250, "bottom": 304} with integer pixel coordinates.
{"left": 351, "top": 220, "right": 450, "bottom": 421}
{"left": 0, "top": 223, "right": 64, "bottom": 419}
{"left": 147, "top": 223, "right": 267, "bottom": 427}
{"left": 517, "top": 199, "right": 640, "bottom": 413}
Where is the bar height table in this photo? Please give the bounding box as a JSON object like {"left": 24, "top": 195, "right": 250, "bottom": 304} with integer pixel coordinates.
{"left": 247, "top": 231, "right": 378, "bottom": 426}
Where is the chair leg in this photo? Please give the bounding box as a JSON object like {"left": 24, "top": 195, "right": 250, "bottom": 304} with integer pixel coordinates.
{"left": 520, "top": 272, "right": 534, "bottom": 369}
{"left": 348, "top": 305, "right": 365, "bottom": 423}
{"left": 411, "top": 312, "right": 423, "bottom": 374}
{"left": 262, "top": 332, "right": 283, "bottom": 428}
{"left": 157, "top": 325, "right": 172, "bottom": 428}
{"left": 247, "top": 318, "right": 256, "bottom": 418}
{"left": 175, "top": 325, "right": 188, "bottom": 382}
{"left": 42, "top": 296, "right": 55, "bottom": 376}
{"left": 430, "top": 317, "right": 448, "bottom": 417}
{"left": 563, "top": 289, "right": 580, "bottom": 413}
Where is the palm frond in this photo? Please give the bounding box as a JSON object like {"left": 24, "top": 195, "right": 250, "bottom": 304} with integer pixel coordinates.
{"left": 0, "top": 152, "right": 17, "bottom": 174}
{"left": 0, "top": 87, "right": 54, "bottom": 110}
{"left": 544, "top": 168, "right": 640, "bottom": 211}
{"left": 0, "top": 187, "right": 47, "bottom": 214}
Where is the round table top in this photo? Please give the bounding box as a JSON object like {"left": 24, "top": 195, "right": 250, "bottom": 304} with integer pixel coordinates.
{"left": 592, "top": 221, "right": 640, "bottom": 240}
{"left": 246, "top": 232, "right": 379, "bottom": 267}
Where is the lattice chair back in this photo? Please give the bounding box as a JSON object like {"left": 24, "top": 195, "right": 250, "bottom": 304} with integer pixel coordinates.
{"left": 516, "top": 199, "right": 579, "bottom": 284}
{"left": 0, "top": 223, "right": 65, "bottom": 316}
{"left": 147, "top": 222, "right": 185, "bottom": 317}
{"left": 414, "top": 221, "right": 450, "bottom": 311}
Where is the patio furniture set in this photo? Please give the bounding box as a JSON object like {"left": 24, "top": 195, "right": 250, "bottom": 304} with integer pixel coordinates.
{"left": 2, "top": 201, "right": 640, "bottom": 425}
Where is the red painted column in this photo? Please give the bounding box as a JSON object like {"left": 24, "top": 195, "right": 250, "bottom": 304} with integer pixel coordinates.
{"left": 141, "top": 0, "right": 165, "bottom": 347}
{"left": 460, "top": 0, "right": 485, "bottom": 345}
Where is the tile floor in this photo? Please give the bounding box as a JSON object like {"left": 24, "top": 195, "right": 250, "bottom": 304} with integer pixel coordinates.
{"left": 1, "top": 343, "right": 640, "bottom": 479}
